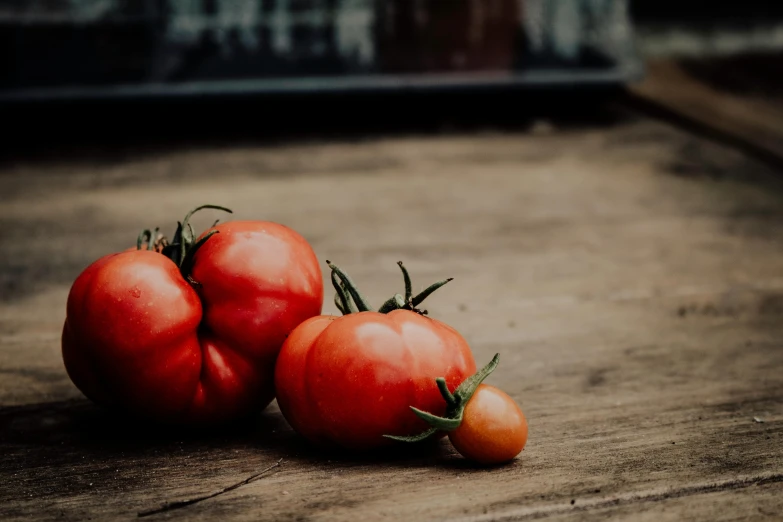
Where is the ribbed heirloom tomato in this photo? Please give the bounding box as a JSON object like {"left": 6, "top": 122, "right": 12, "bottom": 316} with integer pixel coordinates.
{"left": 62, "top": 205, "right": 323, "bottom": 423}
{"left": 275, "top": 262, "right": 476, "bottom": 450}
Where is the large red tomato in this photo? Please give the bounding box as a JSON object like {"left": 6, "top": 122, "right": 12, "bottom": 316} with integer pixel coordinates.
{"left": 62, "top": 206, "right": 323, "bottom": 423}
{"left": 275, "top": 262, "right": 476, "bottom": 449}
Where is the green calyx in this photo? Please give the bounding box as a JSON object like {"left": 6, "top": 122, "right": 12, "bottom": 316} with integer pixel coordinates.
{"left": 327, "top": 260, "right": 454, "bottom": 316}
{"left": 378, "top": 261, "right": 454, "bottom": 315}
{"left": 136, "top": 204, "right": 233, "bottom": 281}
{"left": 384, "top": 354, "right": 500, "bottom": 443}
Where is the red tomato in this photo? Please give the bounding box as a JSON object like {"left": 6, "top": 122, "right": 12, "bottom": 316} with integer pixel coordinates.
{"left": 275, "top": 309, "right": 476, "bottom": 450}
{"left": 448, "top": 384, "right": 528, "bottom": 464}
{"left": 62, "top": 219, "right": 323, "bottom": 423}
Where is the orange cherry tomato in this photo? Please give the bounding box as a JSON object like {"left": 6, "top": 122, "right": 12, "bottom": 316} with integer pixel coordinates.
{"left": 448, "top": 384, "right": 528, "bottom": 464}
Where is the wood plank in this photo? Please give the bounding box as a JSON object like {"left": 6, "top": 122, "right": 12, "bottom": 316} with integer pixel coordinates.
{"left": 1, "top": 117, "right": 783, "bottom": 520}
{"left": 628, "top": 57, "right": 783, "bottom": 168}
{"left": 476, "top": 480, "right": 783, "bottom": 522}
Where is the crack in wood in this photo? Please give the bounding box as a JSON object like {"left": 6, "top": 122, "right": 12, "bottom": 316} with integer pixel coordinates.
{"left": 136, "top": 458, "right": 282, "bottom": 518}
{"left": 454, "top": 472, "right": 783, "bottom": 521}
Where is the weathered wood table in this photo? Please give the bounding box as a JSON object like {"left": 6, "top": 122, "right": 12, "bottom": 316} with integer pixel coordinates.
{"left": 2, "top": 62, "right": 782, "bottom": 520}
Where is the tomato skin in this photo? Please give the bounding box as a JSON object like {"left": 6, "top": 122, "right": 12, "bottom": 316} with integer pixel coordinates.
{"left": 275, "top": 310, "right": 476, "bottom": 450}
{"left": 448, "top": 384, "right": 528, "bottom": 464}
{"left": 62, "top": 221, "right": 323, "bottom": 423}
{"left": 273, "top": 315, "right": 336, "bottom": 443}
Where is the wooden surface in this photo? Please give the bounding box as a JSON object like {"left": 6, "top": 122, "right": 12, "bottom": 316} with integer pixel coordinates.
{"left": 2, "top": 98, "right": 783, "bottom": 520}
{"left": 629, "top": 56, "right": 783, "bottom": 169}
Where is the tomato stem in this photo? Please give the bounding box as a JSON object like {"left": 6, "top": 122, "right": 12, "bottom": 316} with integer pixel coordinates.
{"left": 384, "top": 354, "right": 501, "bottom": 443}
{"left": 411, "top": 278, "right": 453, "bottom": 308}
{"left": 453, "top": 353, "right": 499, "bottom": 406}
{"left": 152, "top": 228, "right": 164, "bottom": 251}
{"left": 167, "top": 205, "right": 233, "bottom": 267}
{"left": 436, "top": 377, "right": 457, "bottom": 407}
{"left": 329, "top": 260, "right": 455, "bottom": 316}
{"left": 410, "top": 406, "right": 463, "bottom": 431}
{"left": 332, "top": 270, "right": 357, "bottom": 314}
{"left": 327, "top": 261, "right": 374, "bottom": 312}
{"left": 378, "top": 293, "right": 406, "bottom": 313}
{"left": 390, "top": 427, "right": 438, "bottom": 443}
{"left": 378, "top": 262, "right": 453, "bottom": 313}
{"left": 135, "top": 205, "right": 233, "bottom": 283}
{"left": 180, "top": 230, "right": 220, "bottom": 279}
{"left": 398, "top": 261, "right": 413, "bottom": 302}
{"left": 137, "top": 229, "right": 152, "bottom": 251}
{"left": 181, "top": 205, "right": 232, "bottom": 236}
{"left": 378, "top": 294, "right": 400, "bottom": 313}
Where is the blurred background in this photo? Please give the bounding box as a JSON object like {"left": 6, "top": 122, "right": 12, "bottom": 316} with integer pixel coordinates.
{"left": 1, "top": 0, "right": 643, "bottom": 149}
{"left": 2, "top": 0, "right": 783, "bottom": 95}
{"left": 2, "top": 0, "right": 783, "bottom": 149}
{"left": 1, "top": 0, "right": 637, "bottom": 96}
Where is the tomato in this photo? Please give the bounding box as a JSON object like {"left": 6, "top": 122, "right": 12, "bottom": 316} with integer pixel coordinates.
{"left": 388, "top": 354, "right": 528, "bottom": 465}
{"left": 275, "top": 262, "right": 476, "bottom": 450}
{"left": 273, "top": 315, "right": 337, "bottom": 444}
{"left": 448, "top": 384, "right": 528, "bottom": 464}
{"left": 62, "top": 207, "right": 323, "bottom": 423}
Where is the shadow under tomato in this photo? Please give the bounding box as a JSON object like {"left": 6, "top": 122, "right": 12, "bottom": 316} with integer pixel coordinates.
{"left": 275, "top": 430, "right": 452, "bottom": 464}
{"left": 0, "top": 398, "right": 506, "bottom": 475}
{"left": 268, "top": 422, "right": 519, "bottom": 472}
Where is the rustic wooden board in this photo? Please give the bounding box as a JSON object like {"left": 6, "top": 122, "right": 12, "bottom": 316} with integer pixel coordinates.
{"left": 1, "top": 115, "right": 782, "bottom": 520}
{"left": 629, "top": 57, "right": 783, "bottom": 168}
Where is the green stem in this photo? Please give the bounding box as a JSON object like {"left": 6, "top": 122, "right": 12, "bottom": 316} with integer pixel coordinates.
{"left": 334, "top": 294, "right": 346, "bottom": 315}
{"left": 181, "top": 205, "right": 233, "bottom": 234}
{"left": 436, "top": 377, "right": 457, "bottom": 407}
{"left": 410, "top": 407, "right": 463, "bottom": 431}
{"left": 137, "top": 229, "right": 152, "bottom": 251}
{"left": 397, "top": 261, "right": 413, "bottom": 302}
{"left": 387, "top": 262, "right": 454, "bottom": 313}
{"left": 378, "top": 294, "right": 406, "bottom": 314}
{"left": 132, "top": 205, "right": 231, "bottom": 286}
{"left": 385, "top": 427, "right": 438, "bottom": 443}
{"left": 332, "top": 270, "right": 355, "bottom": 315}
{"left": 453, "top": 353, "right": 499, "bottom": 405}
{"left": 177, "top": 205, "right": 231, "bottom": 267}
{"left": 170, "top": 221, "right": 185, "bottom": 265}
{"left": 187, "top": 223, "right": 196, "bottom": 247}
{"left": 180, "top": 230, "right": 220, "bottom": 279}
{"left": 327, "top": 261, "right": 373, "bottom": 312}
{"left": 383, "top": 354, "right": 501, "bottom": 443}
{"left": 340, "top": 281, "right": 359, "bottom": 313}
{"left": 411, "top": 278, "right": 453, "bottom": 308}
{"left": 328, "top": 261, "right": 454, "bottom": 316}
{"left": 151, "top": 227, "right": 161, "bottom": 250}
{"left": 179, "top": 232, "right": 187, "bottom": 268}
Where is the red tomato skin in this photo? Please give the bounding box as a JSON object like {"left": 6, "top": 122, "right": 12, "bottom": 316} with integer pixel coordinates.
{"left": 448, "top": 384, "right": 528, "bottom": 465}
{"left": 62, "top": 221, "right": 323, "bottom": 423}
{"left": 274, "top": 315, "right": 336, "bottom": 443}
{"left": 275, "top": 310, "right": 476, "bottom": 450}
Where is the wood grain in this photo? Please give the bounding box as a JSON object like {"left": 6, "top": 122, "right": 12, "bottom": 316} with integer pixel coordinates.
{"left": 1, "top": 116, "right": 782, "bottom": 521}
{"left": 629, "top": 57, "right": 783, "bottom": 169}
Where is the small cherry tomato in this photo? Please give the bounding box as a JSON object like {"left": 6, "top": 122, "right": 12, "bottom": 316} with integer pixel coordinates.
{"left": 448, "top": 384, "right": 528, "bottom": 464}
{"left": 388, "top": 354, "right": 528, "bottom": 465}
